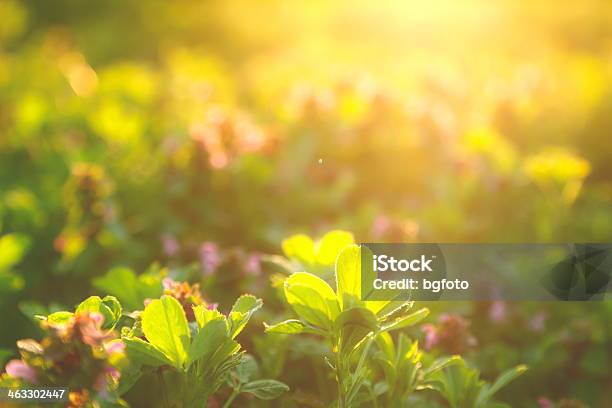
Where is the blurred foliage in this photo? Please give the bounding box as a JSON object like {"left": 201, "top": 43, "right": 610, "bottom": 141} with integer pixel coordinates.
{"left": 1, "top": 0, "right": 611, "bottom": 406}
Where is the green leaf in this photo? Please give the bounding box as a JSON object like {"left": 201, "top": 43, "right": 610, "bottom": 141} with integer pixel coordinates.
{"left": 101, "top": 296, "right": 122, "bottom": 327}
{"left": 423, "top": 356, "right": 463, "bottom": 377}
{"left": 0, "top": 234, "right": 30, "bottom": 272}
{"left": 187, "top": 317, "right": 227, "bottom": 367}
{"left": 235, "top": 354, "right": 259, "bottom": 384}
{"left": 264, "top": 319, "right": 323, "bottom": 335}
{"left": 207, "top": 337, "right": 241, "bottom": 369}
{"left": 373, "top": 381, "right": 389, "bottom": 396}
{"left": 228, "top": 295, "right": 262, "bottom": 338}
{"left": 316, "top": 230, "right": 354, "bottom": 265}
{"left": 76, "top": 296, "right": 102, "bottom": 314}
{"left": 282, "top": 234, "right": 315, "bottom": 266}
{"left": 141, "top": 296, "right": 190, "bottom": 370}
{"left": 380, "top": 308, "right": 429, "bottom": 332}
{"left": 241, "top": 379, "right": 289, "bottom": 400}
{"left": 264, "top": 319, "right": 306, "bottom": 334}
{"left": 93, "top": 266, "right": 162, "bottom": 311}
{"left": 335, "top": 245, "right": 362, "bottom": 310}
{"left": 375, "top": 331, "right": 395, "bottom": 361}
{"left": 46, "top": 311, "right": 74, "bottom": 324}
{"left": 0, "top": 272, "right": 25, "bottom": 293}
{"left": 231, "top": 294, "right": 262, "bottom": 315}
{"left": 116, "top": 363, "right": 143, "bottom": 396}
{"left": 284, "top": 272, "right": 340, "bottom": 328}
{"left": 335, "top": 244, "right": 395, "bottom": 316}
{"left": 123, "top": 337, "right": 172, "bottom": 367}
{"left": 193, "top": 305, "right": 226, "bottom": 329}
{"left": 335, "top": 307, "right": 378, "bottom": 332}
{"left": 477, "top": 365, "right": 527, "bottom": 405}
{"left": 76, "top": 295, "right": 122, "bottom": 330}
{"left": 19, "top": 301, "right": 50, "bottom": 325}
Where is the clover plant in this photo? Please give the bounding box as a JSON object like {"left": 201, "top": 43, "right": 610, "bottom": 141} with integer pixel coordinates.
{"left": 266, "top": 244, "right": 429, "bottom": 407}
{"left": 122, "top": 293, "right": 288, "bottom": 407}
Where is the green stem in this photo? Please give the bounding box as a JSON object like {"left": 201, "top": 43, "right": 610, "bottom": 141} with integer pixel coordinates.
{"left": 157, "top": 368, "right": 170, "bottom": 408}
{"left": 353, "top": 332, "right": 376, "bottom": 381}
{"left": 222, "top": 388, "right": 240, "bottom": 408}
{"left": 335, "top": 343, "right": 347, "bottom": 408}
{"left": 346, "top": 332, "right": 376, "bottom": 403}
{"left": 336, "top": 345, "right": 351, "bottom": 408}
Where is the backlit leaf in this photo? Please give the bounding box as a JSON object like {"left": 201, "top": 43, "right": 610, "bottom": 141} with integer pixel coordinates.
{"left": 241, "top": 379, "right": 289, "bottom": 400}
{"left": 316, "top": 230, "right": 354, "bottom": 265}
{"left": 284, "top": 272, "right": 339, "bottom": 328}
{"left": 141, "top": 296, "right": 190, "bottom": 370}
{"left": 123, "top": 337, "right": 172, "bottom": 367}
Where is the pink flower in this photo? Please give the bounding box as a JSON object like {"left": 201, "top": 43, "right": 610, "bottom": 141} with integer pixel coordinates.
{"left": 162, "top": 277, "right": 175, "bottom": 290}
{"left": 422, "top": 313, "right": 476, "bottom": 354}
{"left": 161, "top": 234, "right": 180, "bottom": 257}
{"left": 537, "top": 397, "right": 554, "bottom": 408}
{"left": 371, "top": 216, "right": 392, "bottom": 238}
{"left": 200, "top": 242, "right": 222, "bottom": 276}
{"left": 89, "top": 311, "right": 104, "bottom": 326}
{"left": 529, "top": 313, "right": 547, "bottom": 332}
{"left": 5, "top": 360, "right": 38, "bottom": 384}
{"left": 244, "top": 254, "right": 262, "bottom": 276}
{"left": 105, "top": 366, "right": 121, "bottom": 382}
{"left": 421, "top": 324, "right": 439, "bottom": 350}
{"left": 94, "top": 366, "right": 121, "bottom": 397}
{"left": 489, "top": 301, "right": 507, "bottom": 323}
{"left": 104, "top": 340, "right": 126, "bottom": 354}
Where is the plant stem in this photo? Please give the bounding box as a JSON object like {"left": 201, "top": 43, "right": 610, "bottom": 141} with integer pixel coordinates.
{"left": 157, "top": 368, "right": 170, "bottom": 408}
{"left": 353, "top": 333, "right": 375, "bottom": 381}
{"left": 222, "top": 388, "right": 240, "bottom": 408}
{"left": 335, "top": 344, "right": 347, "bottom": 408}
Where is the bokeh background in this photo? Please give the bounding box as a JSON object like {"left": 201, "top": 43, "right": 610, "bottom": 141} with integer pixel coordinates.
{"left": 1, "top": 0, "right": 611, "bottom": 406}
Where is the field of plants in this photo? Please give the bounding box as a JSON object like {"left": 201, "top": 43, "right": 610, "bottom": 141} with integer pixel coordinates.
{"left": 1, "top": 0, "right": 611, "bottom": 407}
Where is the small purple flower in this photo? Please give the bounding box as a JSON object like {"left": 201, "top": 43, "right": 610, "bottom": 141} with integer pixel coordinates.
{"left": 5, "top": 360, "right": 38, "bottom": 384}
{"left": 421, "top": 324, "right": 439, "bottom": 350}
{"left": 244, "top": 253, "right": 262, "bottom": 276}
{"left": 161, "top": 234, "right": 180, "bottom": 257}
{"left": 105, "top": 340, "right": 125, "bottom": 354}
{"left": 200, "top": 242, "right": 222, "bottom": 276}
{"left": 537, "top": 397, "right": 554, "bottom": 408}
{"left": 529, "top": 313, "right": 547, "bottom": 332}
{"left": 489, "top": 301, "right": 507, "bottom": 323}
{"left": 105, "top": 366, "right": 121, "bottom": 382}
